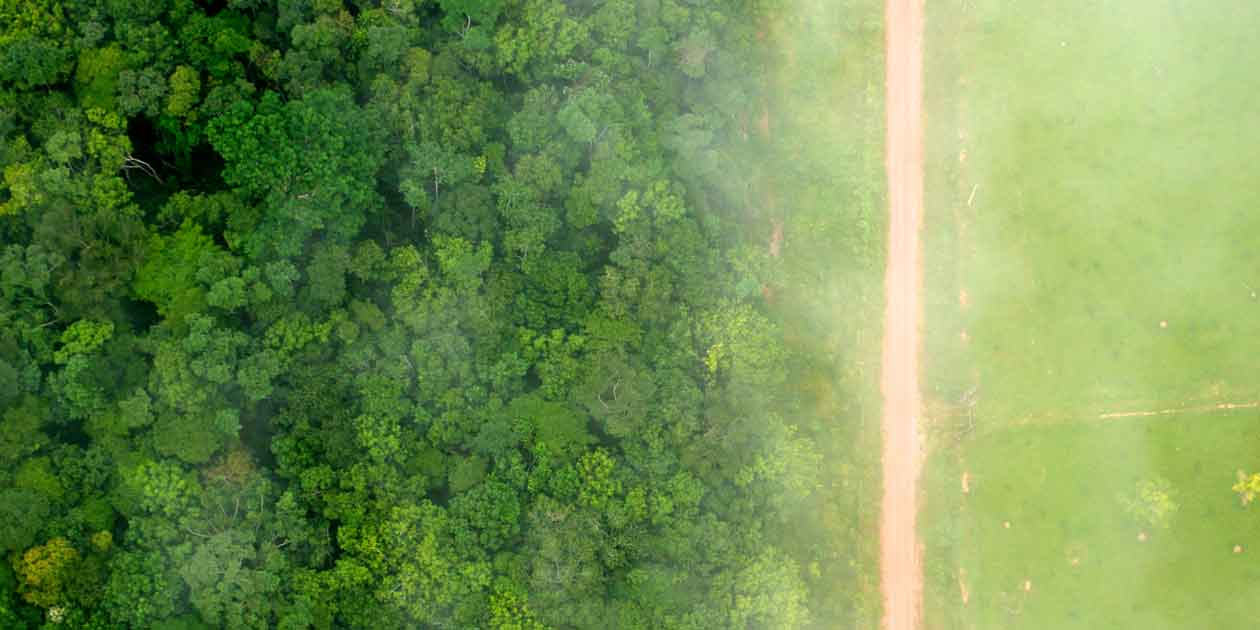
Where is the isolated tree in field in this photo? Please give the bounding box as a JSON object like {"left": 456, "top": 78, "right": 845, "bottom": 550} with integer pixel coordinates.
{"left": 1121, "top": 477, "right": 1178, "bottom": 530}
{"left": 1233, "top": 470, "right": 1260, "bottom": 506}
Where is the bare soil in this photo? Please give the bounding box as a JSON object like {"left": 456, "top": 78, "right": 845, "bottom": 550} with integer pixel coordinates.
{"left": 879, "top": 0, "right": 925, "bottom": 628}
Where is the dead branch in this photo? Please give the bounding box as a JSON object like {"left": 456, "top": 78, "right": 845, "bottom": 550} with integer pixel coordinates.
{"left": 184, "top": 526, "right": 211, "bottom": 539}
{"left": 122, "top": 154, "right": 163, "bottom": 183}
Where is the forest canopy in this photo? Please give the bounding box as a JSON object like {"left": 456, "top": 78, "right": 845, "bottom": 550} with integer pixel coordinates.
{"left": 0, "top": 0, "right": 879, "bottom": 628}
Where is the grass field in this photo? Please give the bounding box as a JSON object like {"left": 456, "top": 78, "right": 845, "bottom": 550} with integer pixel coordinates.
{"left": 921, "top": 0, "right": 1260, "bottom": 627}
{"left": 925, "top": 0, "right": 1260, "bottom": 420}
{"left": 925, "top": 414, "right": 1260, "bottom": 629}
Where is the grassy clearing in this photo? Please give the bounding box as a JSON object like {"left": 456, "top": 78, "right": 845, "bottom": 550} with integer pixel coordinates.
{"left": 925, "top": 414, "right": 1260, "bottom": 629}
{"left": 922, "top": 0, "right": 1260, "bottom": 627}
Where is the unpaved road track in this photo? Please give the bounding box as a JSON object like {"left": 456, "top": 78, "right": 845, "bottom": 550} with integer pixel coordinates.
{"left": 879, "top": 0, "right": 924, "bottom": 628}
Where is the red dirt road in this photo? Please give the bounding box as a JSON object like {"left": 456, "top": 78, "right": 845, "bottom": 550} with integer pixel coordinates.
{"left": 879, "top": 0, "right": 924, "bottom": 628}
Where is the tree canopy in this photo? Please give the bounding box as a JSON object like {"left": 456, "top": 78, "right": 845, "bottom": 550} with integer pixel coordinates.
{"left": 0, "top": 0, "right": 879, "bottom": 627}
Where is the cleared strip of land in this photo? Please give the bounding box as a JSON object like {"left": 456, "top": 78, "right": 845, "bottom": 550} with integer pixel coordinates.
{"left": 879, "top": 0, "right": 925, "bottom": 627}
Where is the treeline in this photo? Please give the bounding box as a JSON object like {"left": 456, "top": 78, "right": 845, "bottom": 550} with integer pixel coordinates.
{"left": 0, "top": 0, "right": 873, "bottom": 628}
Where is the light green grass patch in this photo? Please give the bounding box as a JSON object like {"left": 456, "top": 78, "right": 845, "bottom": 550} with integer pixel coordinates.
{"left": 925, "top": 413, "right": 1260, "bottom": 629}
{"left": 926, "top": 0, "right": 1260, "bottom": 421}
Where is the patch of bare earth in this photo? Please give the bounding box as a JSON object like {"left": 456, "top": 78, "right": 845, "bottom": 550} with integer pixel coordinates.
{"left": 769, "top": 218, "right": 784, "bottom": 258}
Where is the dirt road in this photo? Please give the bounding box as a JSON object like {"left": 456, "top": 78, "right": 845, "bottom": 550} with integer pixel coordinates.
{"left": 879, "top": 0, "right": 924, "bottom": 627}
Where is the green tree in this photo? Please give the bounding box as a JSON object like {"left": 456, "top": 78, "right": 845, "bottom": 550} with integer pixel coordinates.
{"left": 74, "top": 46, "right": 127, "bottom": 111}
{"left": 133, "top": 221, "right": 240, "bottom": 321}
{"left": 0, "top": 489, "right": 50, "bottom": 553}
{"left": 14, "top": 537, "right": 79, "bottom": 608}
{"left": 177, "top": 531, "right": 281, "bottom": 629}
{"left": 0, "top": 0, "right": 75, "bottom": 88}
{"left": 1234, "top": 470, "right": 1260, "bottom": 506}
{"left": 1122, "top": 477, "right": 1178, "bottom": 530}
{"left": 207, "top": 88, "right": 386, "bottom": 258}
{"left": 101, "top": 551, "right": 181, "bottom": 628}
{"left": 165, "top": 66, "right": 202, "bottom": 118}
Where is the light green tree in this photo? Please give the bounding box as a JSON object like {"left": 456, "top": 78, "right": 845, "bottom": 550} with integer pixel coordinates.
{"left": 1122, "top": 477, "right": 1178, "bottom": 529}
{"left": 1233, "top": 470, "right": 1260, "bottom": 506}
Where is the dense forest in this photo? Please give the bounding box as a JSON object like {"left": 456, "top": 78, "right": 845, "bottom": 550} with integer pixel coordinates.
{"left": 0, "top": 0, "right": 882, "bottom": 627}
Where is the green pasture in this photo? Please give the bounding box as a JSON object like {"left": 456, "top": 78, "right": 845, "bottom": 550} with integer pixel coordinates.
{"left": 924, "top": 415, "right": 1260, "bottom": 629}
{"left": 922, "top": 0, "right": 1260, "bottom": 627}
{"left": 925, "top": 0, "right": 1260, "bottom": 421}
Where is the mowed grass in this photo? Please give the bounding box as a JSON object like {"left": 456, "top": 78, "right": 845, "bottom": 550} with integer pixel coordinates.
{"left": 925, "top": 0, "right": 1260, "bottom": 420}
{"left": 924, "top": 414, "right": 1260, "bottom": 630}
{"left": 922, "top": 0, "right": 1260, "bottom": 627}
